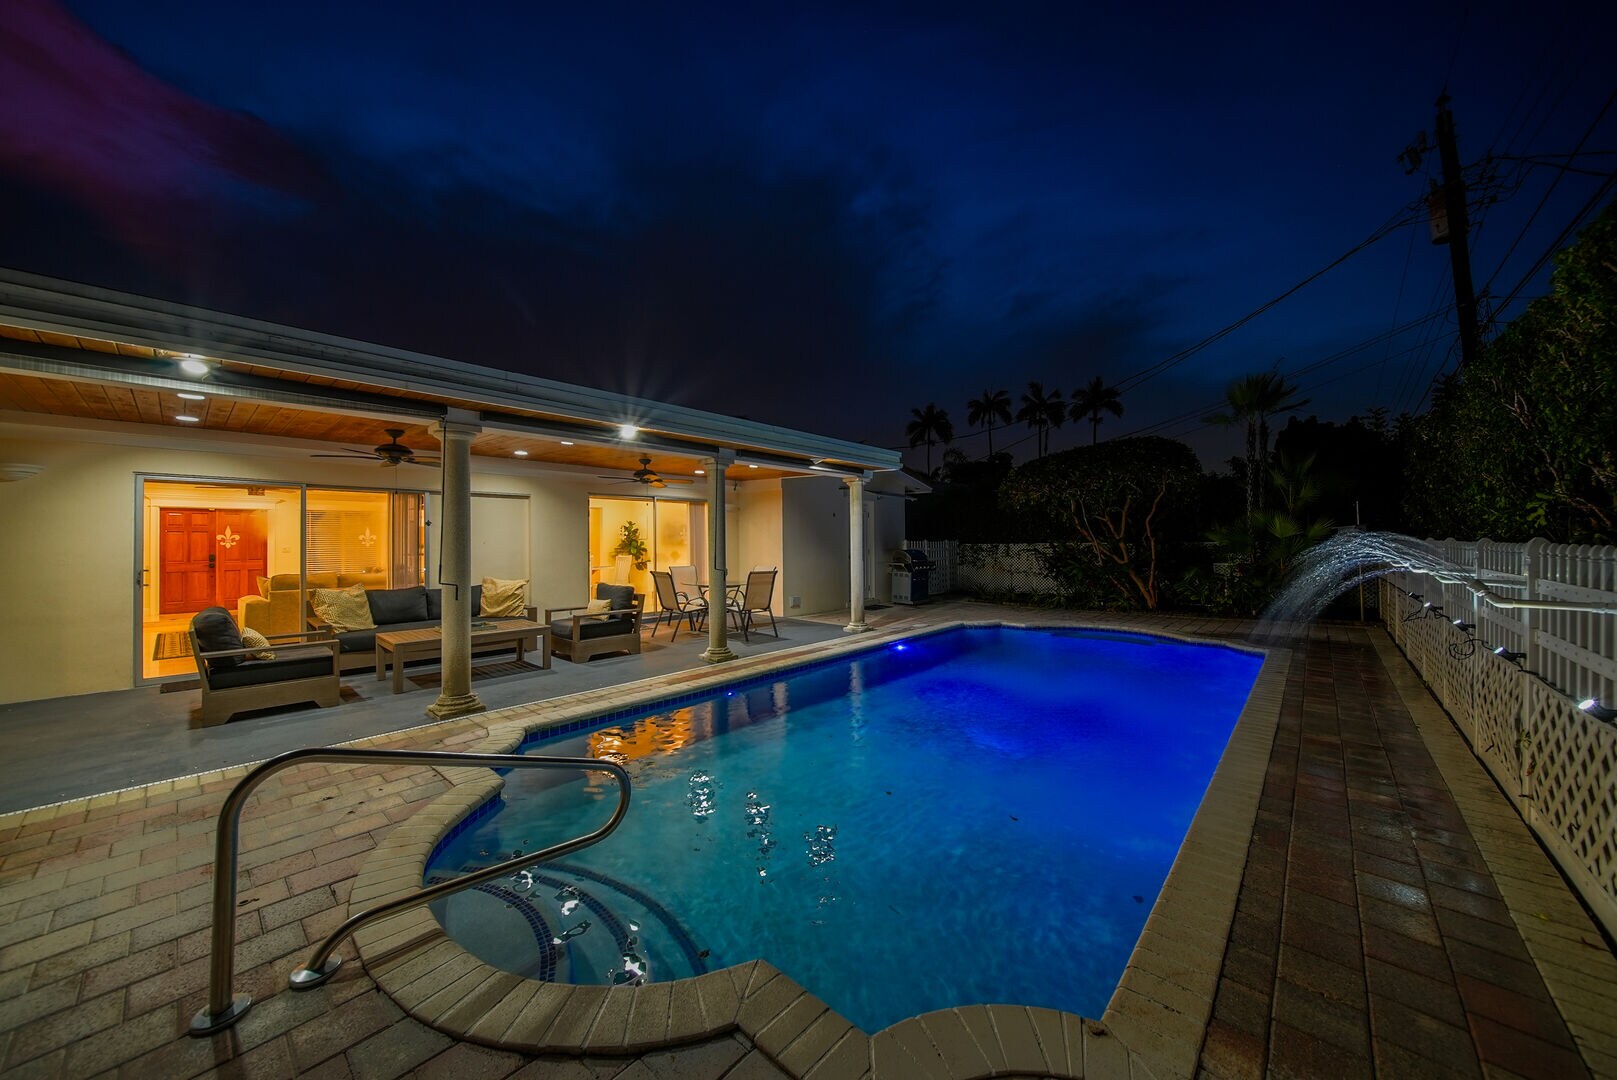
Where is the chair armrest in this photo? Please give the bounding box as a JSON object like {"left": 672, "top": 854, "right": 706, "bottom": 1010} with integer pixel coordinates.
{"left": 264, "top": 629, "right": 336, "bottom": 643}
{"left": 524, "top": 605, "right": 538, "bottom": 621}
{"left": 197, "top": 637, "right": 339, "bottom": 660}
{"left": 545, "top": 604, "right": 589, "bottom": 620}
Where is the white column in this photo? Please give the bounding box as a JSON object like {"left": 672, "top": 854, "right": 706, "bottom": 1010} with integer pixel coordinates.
{"left": 702, "top": 452, "right": 738, "bottom": 663}
{"left": 844, "top": 474, "right": 870, "bottom": 633}
{"left": 427, "top": 412, "right": 486, "bottom": 719}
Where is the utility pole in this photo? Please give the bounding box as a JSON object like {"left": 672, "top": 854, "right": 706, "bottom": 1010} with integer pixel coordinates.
{"left": 1433, "top": 94, "right": 1482, "bottom": 369}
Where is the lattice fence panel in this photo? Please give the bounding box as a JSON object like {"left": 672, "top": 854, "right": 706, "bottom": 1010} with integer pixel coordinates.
{"left": 955, "top": 543, "right": 1065, "bottom": 600}
{"left": 1473, "top": 650, "right": 1524, "bottom": 801}
{"left": 903, "top": 539, "right": 957, "bottom": 595}
{"left": 1523, "top": 683, "right": 1617, "bottom": 936}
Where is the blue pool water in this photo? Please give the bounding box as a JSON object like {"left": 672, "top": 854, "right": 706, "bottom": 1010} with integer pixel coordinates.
{"left": 427, "top": 626, "right": 1262, "bottom": 1032}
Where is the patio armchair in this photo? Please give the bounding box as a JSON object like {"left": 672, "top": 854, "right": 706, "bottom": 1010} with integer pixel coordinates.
{"left": 545, "top": 583, "right": 646, "bottom": 662}
{"left": 188, "top": 607, "right": 342, "bottom": 726}
{"left": 725, "top": 569, "right": 780, "bottom": 643}
{"left": 648, "top": 569, "right": 706, "bottom": 641}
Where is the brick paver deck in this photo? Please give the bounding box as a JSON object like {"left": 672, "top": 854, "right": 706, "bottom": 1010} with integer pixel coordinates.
{"left": 1, "top": 610, "right": 1613, "bottom": 1079}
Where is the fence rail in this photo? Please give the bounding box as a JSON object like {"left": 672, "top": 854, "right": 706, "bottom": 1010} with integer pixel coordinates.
{"left": 1381, "top": 536, "right": 1617, "bottom": 940}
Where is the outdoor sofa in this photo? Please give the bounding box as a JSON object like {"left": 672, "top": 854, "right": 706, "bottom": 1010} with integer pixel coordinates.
{"left": 307, "top": 585, "right": 539, "bottom": 673}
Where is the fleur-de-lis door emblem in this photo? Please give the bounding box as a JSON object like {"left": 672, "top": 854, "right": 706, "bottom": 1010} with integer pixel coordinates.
{"left": 358, "top": 528, "right": 377, "bottom": 548}
{"left": 216, "top": 526, "right": 240, "bottom": 549}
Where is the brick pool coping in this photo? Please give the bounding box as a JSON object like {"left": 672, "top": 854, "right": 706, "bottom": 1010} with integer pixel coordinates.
{"left": 344, "top": 619, "right": 1293, "bottom": 1079}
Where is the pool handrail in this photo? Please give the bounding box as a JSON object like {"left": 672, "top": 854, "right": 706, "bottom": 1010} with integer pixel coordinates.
{"left": 188, "top": 746, "right": 630, "bottom": 1037}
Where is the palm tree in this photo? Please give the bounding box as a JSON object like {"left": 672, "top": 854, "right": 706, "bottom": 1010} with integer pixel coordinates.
{"left": 1015, "top": 381, "right": 1065, "bottom": 457}
{"left": 1206, "top": 371, "right": 1311, "bottom": 515}
{"left": 1070, "top": 377, "right": 1124, "bottom": 445}
{"left": 905, "top": 403, "right": 954, "bottom": 477}
{"left": 966, "top": 388, "right": 1013, "bottom": 455}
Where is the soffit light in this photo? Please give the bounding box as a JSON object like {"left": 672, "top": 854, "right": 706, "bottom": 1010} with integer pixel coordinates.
{"left": 748, "top": 464, "right": 758, "bottom": 469}
{"left": 694, "top": 469, "right": 705, "bottom": 475}
{"left": 177, "top": 392, "right": 206, "bottom": 401}
{"left": 178, "top": 355, "right": 209, "bottom": 375}
{"left": 618, "top": 424, "right": 638, "bottom": 439}
{"left": 560, "top": 440, "right": 575, "bottom": 446}
{"left": 512, "top": 450, "right": 528, "bottom": 457}
{"left": 175, "top": 415, "right": 200, "bottom": 423}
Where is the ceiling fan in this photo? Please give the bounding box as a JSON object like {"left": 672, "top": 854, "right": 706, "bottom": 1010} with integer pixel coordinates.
{"left": 598, "top": 456, "right": 694, "bottom": 488}
{"left": 311, "top": 429, "right": 440, "bottom": 468}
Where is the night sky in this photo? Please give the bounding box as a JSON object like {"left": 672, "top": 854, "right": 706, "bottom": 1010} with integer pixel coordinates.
{"left": 3, "top": 1, "right": 1613, "bottom": 468}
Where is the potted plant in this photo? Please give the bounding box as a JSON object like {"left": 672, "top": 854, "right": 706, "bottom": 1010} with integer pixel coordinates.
{"left": 612, "top": 521, "right": 650, "bottom": 571}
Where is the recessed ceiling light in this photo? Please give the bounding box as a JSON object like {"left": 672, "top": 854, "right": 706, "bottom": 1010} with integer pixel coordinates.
{"left": 178, "top": 356, "right": 209, "bottom": 375}
{"left": 512, "top": 449, "right": 528, "bottom": 457}
{"left": 177, "top": 392, "right": 206, "bottom": 401}
{"left": 174, "top": 415, "right": 200, "bottom": 423}
{"left": 559, "top": 440, "right": 575, "bottom": 446}
{"left": 618, "top": 424, "right": 638, "bottom": 439}
{"left": 748, "top": 464, "right": 759, "bottom": 469}
{"left": 694, "top": 469, "right": 705, "bottom": 475}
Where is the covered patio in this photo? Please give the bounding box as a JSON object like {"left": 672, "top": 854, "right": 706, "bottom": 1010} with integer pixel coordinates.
{"left": 1, "top": 601, "right": 1612, "bottom": 1079}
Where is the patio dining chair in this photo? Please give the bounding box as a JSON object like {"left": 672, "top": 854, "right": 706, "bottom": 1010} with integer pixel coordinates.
{"left": 725, "top": 569, "right": 779, "bottom": 643}
{"left": 648, "top": 570, "right": 706, "bottom": 641}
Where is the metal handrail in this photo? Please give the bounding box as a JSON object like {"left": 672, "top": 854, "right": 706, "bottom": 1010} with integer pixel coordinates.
{"left": 188, "top": 746, "right": 630, "bottom": 1036}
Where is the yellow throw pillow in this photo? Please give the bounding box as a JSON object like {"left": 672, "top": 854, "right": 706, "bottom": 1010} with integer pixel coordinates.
{"left": 584, "top": 598, "right": 613, "bottom": 616}
{"left": 310, "top": 584, "right": 376, "bottom": 633}
{"left": 481, "top": 576, "right": 529, "bottom": 617}
{"left": 240, "top": 627, "right": 276, "bottom": 661}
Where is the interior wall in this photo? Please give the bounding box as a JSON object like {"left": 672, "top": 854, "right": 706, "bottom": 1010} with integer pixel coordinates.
{"left": 781, "top": 476, "right": 849, "bottom": 617}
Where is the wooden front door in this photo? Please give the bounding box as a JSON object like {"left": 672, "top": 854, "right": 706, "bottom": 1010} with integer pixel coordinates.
{"left": 158, "top": 508, "right": 268, "bottom": 615}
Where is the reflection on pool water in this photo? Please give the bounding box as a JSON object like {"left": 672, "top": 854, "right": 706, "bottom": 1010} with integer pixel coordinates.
{"left": 427, "top": 626, "right": 1263, "bottom": 1032}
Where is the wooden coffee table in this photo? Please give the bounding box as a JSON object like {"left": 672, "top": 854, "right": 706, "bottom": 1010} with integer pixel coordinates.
{"left": 374, "top": 620, "right": 549, "bottom": 694}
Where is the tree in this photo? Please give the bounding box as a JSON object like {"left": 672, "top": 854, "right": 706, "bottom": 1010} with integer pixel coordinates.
{"left": 966, "top": 388, "right": 1013, "bottom": 455}
{"left": 1070, "top": 376, "right": 1124, "bottom": 445}
{"left": 1404, "top": 203, "right": 1617, "bottom": 542}
{"left": 905, "top": 403, "right": 954, "bottom": 478}
{"left": 1000, "top": 436, "right": 1202, "bottom": 609}
{"left": 1015, "top": 381, "right": 1066, "bottom": 457}
{"left": 1206, "top": 371, "right": 1310, "bottom": 515}
{"left": 1205, "top": 453, "right": 1335, "bottom": 613}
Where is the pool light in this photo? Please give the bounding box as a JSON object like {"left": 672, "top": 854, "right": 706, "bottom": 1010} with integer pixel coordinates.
{"left": 1578, "top": 697, "right": 1617, "bottom": 722}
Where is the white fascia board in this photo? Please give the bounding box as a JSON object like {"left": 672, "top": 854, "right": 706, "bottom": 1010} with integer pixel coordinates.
{"left": 0, "top": 270, "right": 900, "bottom": 472}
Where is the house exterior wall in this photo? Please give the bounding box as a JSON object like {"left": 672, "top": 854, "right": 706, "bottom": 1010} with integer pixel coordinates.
{"left": 735, "top": 480, "right": 783, "bottom": 612}
{"left": 781, "top": 476, "right": 849, "bottom": 617}
{"left": 0, "top": 423, "right": 614, "bottom": 704}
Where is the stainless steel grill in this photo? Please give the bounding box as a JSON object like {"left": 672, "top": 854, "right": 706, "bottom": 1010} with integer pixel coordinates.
{"left": 890, "top": 548, "right": 935, "bottom": 605}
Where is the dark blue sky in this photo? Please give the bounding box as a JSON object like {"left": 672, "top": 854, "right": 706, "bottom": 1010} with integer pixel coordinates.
{"left": 3, "top": 0, "right": 1613, "bottom": 468}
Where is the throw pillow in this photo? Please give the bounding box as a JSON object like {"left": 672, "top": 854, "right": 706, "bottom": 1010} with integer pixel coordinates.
{"left": 584, "top": 598, "right": 613, "bottom": 616}
{"left": 192, "top": 607, "right": 244, "bottom": 670}
{"left": 239, "top": 627, "right": 276, "bottom": 661}
{"left": 310, "top": 584, "right": 376, "bottom": 633}
{"left": 481, "top": 576, "right": 529, "bottom": 617}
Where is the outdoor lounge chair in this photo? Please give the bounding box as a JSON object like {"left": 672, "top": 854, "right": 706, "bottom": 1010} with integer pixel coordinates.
{"left": 725, "top": 569, "right": 779, "bottom": 643}
{"left": 546, "top": 583, "right": 646, "bottom": 662}
{"left": 649, "top": 569, "right": 706, "bottom": 640}
{"left": 188, "top": 607, "right": 342, "bottom": 726}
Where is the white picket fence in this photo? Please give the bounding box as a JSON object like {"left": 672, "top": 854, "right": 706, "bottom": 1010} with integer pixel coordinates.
{"left": 1381, "top": 537, "right": 1617, "bottom": 939}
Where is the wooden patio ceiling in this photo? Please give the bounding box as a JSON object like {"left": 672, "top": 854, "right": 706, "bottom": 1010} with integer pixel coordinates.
{"left": 0, "top": 324, "right": 804, "bottom": 481}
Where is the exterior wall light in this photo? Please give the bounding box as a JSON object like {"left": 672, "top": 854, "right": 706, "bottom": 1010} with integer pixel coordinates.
{"left": 1577, "top": 697, "right": 1617, "bottom": 723}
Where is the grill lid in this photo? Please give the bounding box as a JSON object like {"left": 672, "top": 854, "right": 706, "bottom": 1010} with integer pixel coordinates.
{"left": 892, "top": 548, "right": 935, "bottom": 570}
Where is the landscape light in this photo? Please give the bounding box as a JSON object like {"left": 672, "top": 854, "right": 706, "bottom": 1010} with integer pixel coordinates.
{"left": 1407, "top": 591, "right": 1423, "bottom": 601}
{"left": 1577, "top": 698, "right": 1617, "bottom": 723}
{"left": 1423, "top": 602, "right": 1444, "bottom": 615}
{"left": 178, "top": 356, "right": 209, "bottom": 375}
{"left": 1452, "top": 619, "right": 1475, "bottom": 632}
{"left": 1492, "top": 646, "right": 1526, "bottom": 664}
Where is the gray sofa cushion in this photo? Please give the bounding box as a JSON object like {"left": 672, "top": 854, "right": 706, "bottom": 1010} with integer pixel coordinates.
{"left": 207, "top": 646, "right": 334, "bottom": 688}
{"left": 333, "top": 619, "right": 438, "bottom": 654}
{"left": 367, "top": 587, "right": 429, "bottom": 625}
{"left": 595, "top": 583, "right": 635, "bottom": 611}
{"left": 552, "top": 614, "right": 635, "bottom": 641}
{"left": 425, "top": 585, "right": 482, "bottom": 620}
{"left": 192, "top": 607, "right": 244, "bottom": 670}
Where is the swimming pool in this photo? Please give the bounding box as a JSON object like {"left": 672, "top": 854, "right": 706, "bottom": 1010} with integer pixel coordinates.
{"left": 426, "top": 625, "right": 1262, "bottom": 1033}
